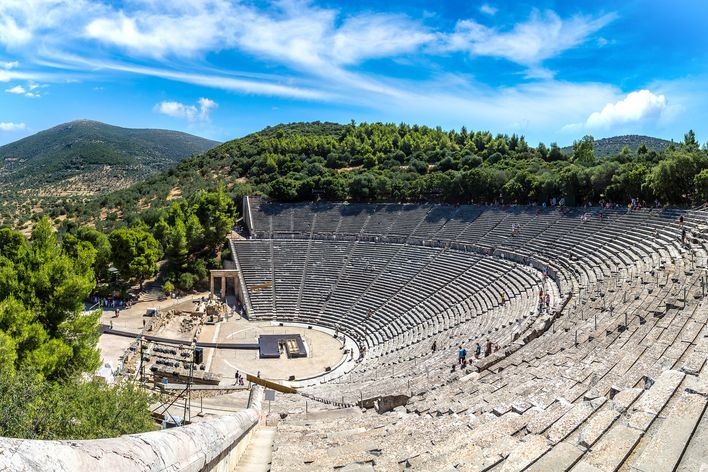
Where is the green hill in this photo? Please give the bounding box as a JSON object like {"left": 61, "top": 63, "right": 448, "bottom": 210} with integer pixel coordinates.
{"left": 2, "top": 121, "right": 704, "bottom": 231}
{"left": 562, "top": 135, "right": 673, "bottom": 157}
{"left": 0, "top": 120, "right": 218, "bottom": 193}
{"left": 0, "top": 120, "right": 218, "bottom": 228}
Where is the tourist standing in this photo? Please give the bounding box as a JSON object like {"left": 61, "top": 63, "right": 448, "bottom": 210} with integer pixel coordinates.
{"left": 458, "top": 345, "right": 466, "bottom": 365}
{"left": 485, "top": 339, "right": 493, "bottom": 357}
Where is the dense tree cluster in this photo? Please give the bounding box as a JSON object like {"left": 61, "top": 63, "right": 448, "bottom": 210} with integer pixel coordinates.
{"left": 239, "top": 124, "right": 706, "bottom": 206}
{"left": 140, "top": 186, "right": 237, "bottom": 290}
{"left": 0, "top": 369, "right": 154, "bottom": 440}
{"left": 58, "top": 123, "right": 705, "bottom": 222}
{"left": 8, "top": 122, "right": 704, "bottom": 233}
{"left": 0, "top": 218, "right": 154, "bottom": 439}
{"left": 0, "top": 218, "right": 99, "bottom": 378}
{"left": 51, "top": 188, "right": 236, "bottom": 294}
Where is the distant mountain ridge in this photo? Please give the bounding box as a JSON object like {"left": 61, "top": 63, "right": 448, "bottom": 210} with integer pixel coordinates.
{"left": 0, "top": 120, "right": 219, "bottom": 198}
{"left": 562, "top": 134, "right": 674, "bottom": 157}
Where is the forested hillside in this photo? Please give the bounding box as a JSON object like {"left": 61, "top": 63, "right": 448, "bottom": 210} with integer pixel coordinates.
{"left": 561, "top": 135, "right": 673, "bottom": 157}
{"left": 3, "top": 121, "right": 707, "bottom": 234}
{"left": 0, "top": 120, "right": 218, "bottom": 229}
{"left": 50, "top": 122, "right": 706, "bottom": 234}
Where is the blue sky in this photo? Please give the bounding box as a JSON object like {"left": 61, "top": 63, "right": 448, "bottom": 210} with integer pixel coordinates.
{"left": 0, "top": 0, "right": 707, "bottom": 146}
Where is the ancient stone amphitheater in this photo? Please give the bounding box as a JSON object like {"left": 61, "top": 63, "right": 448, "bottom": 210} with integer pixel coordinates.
{"left": 236, "top": 199, "right": 708, "bottom": 472}
{"left": 3, "top": 199, "right": 708, "bottom": 472}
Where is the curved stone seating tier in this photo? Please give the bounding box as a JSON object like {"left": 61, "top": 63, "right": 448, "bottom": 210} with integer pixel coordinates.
{"left": 236, "top": 202, "right": 708, "bottom": 470}
{"left": 269, "top": 247, "right": 708, "bottom": 471}
{"left": 248, "top": 201, "right": 701, "bottom": 309}
{"left": 231, "top": 239, "right": 550, "bottom": 355}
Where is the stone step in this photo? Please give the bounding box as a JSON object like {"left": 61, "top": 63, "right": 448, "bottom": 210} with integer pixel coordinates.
{"left": 526, "top": 399, "right": 573, "bottom": 434}
{"left": 630, "top": 390, "right": 708, "bottom": 472}
{"left": 547, "top": 397, "right": 607, "bottom": 445}
{"left": 675, "top": 403, "right": 708, "bottom": 472}
{"left": 571, "top": 424, "right": 642, "bottom": 472}
{"left": 234, "top": 426, "right": 276, "bottom": 472}
{"left": 627, "top": 370, "right": 685, "bottom": 431}
{"left": 498, "top": 434, "right": 549, "bottom": 472}
{"left": 526, "top": 441, "right": 584, "bottom": 472}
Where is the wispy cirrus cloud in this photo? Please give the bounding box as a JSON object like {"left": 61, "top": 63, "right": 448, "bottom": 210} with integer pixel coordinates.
{"left": 84, "top": 1, "right": 434, "bottom": 69}
{"left": 0, "top": 1, "right": 619, "bottom": 99}
{"left": 0, "top": 0, "right": 99, "bottom": 47}
{"left": 46, "top": 52, "right": 330, "bottom": 100}
{"left": 442, "top": 10, "right": 616, "bottom": 72}
{"left": 0, "top": 0, "right": 640, "bottom": 144}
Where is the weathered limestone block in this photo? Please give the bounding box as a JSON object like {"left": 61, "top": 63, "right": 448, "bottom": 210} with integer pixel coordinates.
{"left": 577, "top": 409, "right": 619, "bottom": 449}
{"left": 0, "top": 409, "right": 259, "bottom": 472}
{"left": 573, "top": 424, "right": 642, "bottom": 472}
{"left": 526, "top": 441, "right": 584, "bottom": 472}
{"left": 627, "top": 370, "right": 685, "bottom": 431}
{"left": 611, "top": 388, "right": 642, "bottom": 413}
{"left": 546, "top": 397, "right": 606, "bottom": 444}
{"left": 631, "top": 391, "right": 708, "bottom": 472}
{"left": 499, "top": 434, "right": 550, "bottom": 472}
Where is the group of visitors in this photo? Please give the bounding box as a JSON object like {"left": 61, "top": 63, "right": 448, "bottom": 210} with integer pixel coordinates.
{"left": 453, "top": 340, "right": 498, "bottom": 368}
{"left": 538, "top": 289, "right": 550, "bottom": 313}
{"left": 231, "top": 300, "right": 246, "bottom": 317}
{"left": 233, "top": 370, "right": 245, "bottom": 386}
{"left": 92, "top": 296, "right": 131, "bottom": 310}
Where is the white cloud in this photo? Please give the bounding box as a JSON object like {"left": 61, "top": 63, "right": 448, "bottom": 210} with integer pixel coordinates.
{"left": 1, "top": 60, "right": 18, "bottom": 69}
{"left": 332, "top": 15, "right": 434, "bottom": 65}
{"left": 0, "top": 121, "right": 25, "bottom": 131}
{"left": 4, "top": 81, "right": 45, "bottom": 96}
{"left": 0, "top": 15, "right": 31, "bottom": 46}
{"left": 85, "top": 7, "right": 229, "bottom": 59}
{"left": 0, "top": 0, "right": 98, "bottom": 47}
{"left": 83, "top": 1, "right": 433, "bottom": 68}
{"left": 197, "top": 97, "right": 217, "bottom": 119}
{"left": 480, "top": 4, "right": 498, "bottom": 16}
{"left": 444, "top": 10, "right": 616, "bottom": 66}
{"left": 564, "top": 89, "right": 668, "bottom": 131}
{"left": 155, "top": 97, "right": 218, "bottom": 122}
{"left": 5, "top": 84, "right": 25, "bottom": 94}
{"left": 381, "top": 78, "right": 619, "bottom": 139}
{"left": 0, "top": 1, "right": 637, "bottom": 144}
